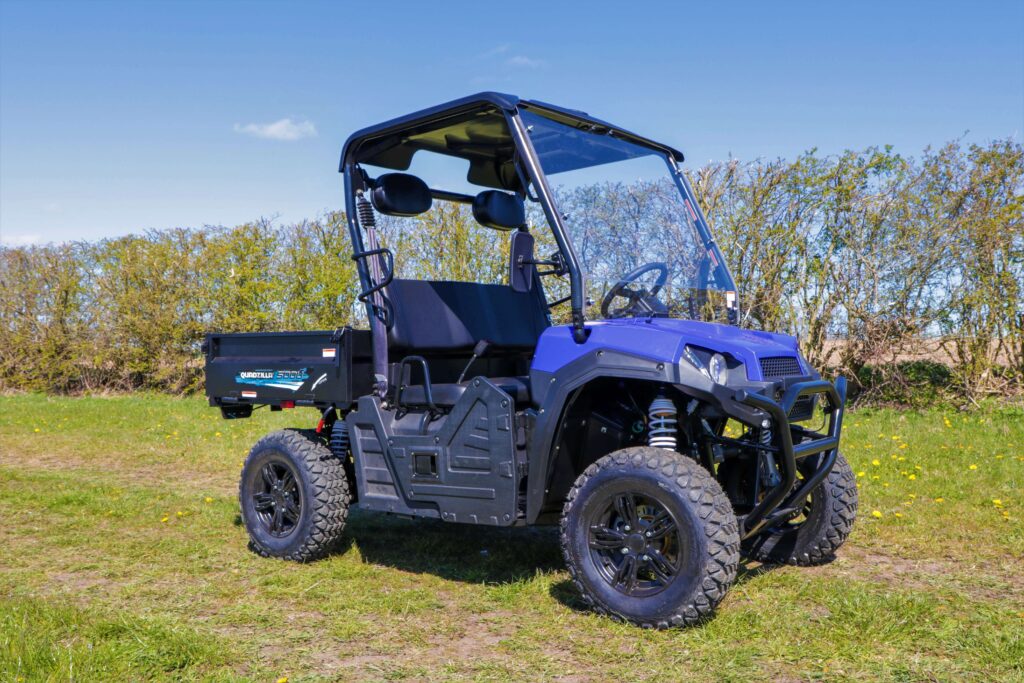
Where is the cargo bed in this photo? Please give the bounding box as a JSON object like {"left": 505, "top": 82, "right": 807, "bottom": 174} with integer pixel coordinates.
{"left": 203, "top": 328, "right": 373, "bottom": 418}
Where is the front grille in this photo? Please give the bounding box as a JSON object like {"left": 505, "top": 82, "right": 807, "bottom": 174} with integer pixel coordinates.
{"left": 760, "top": 356, "right": 802, "bottom": 379}
{"left": 789, "top": 396, "right": 814, "bottom": 421}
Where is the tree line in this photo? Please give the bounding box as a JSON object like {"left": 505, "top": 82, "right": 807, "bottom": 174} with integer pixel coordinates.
{"left": 1, "top": 137, "right": 1021, "bottom": 405}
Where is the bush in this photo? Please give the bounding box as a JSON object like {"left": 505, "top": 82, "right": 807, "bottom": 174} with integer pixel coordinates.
{"left": 1, "top": 138, "right": 1021, "bottom": 405}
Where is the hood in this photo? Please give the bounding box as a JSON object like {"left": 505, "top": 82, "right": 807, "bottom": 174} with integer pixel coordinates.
{"left": 531, "top": 318, "right": 803, "bottom": 382}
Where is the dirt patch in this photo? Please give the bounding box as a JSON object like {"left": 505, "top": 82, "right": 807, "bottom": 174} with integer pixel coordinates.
{"left": 804, "top": 545, "right": 1024, "bottom": 601}
{"left": 0, "top": 446, "right": 237, "bottom": 497}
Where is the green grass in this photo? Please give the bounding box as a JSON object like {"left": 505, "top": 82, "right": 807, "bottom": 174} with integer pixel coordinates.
{"left": 1, "top": 393, "right": 1022, "bottom": 681}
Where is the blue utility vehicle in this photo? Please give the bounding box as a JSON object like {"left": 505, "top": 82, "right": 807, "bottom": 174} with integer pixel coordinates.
{"left": 204, "top": 93, "right": 857, "bottom": 627}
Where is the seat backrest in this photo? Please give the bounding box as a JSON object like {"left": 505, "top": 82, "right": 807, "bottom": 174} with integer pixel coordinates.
{"left": 386, "top": 279, "right": 549, "bottom": 353}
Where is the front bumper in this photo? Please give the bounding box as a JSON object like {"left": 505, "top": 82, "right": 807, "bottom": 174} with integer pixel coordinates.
{"left": 713, "top": 376, "right": 848, "bottom": 538}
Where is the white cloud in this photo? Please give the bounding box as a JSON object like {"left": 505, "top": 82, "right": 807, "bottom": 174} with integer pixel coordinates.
{"left": 1, "top": 233, "right": 42, "bottom": 247}
{"left": 233, "top": 118, "right": 317, "bottom": 141}
{"left": 477, "top": 43, "right": 511, "bottom": 59}
{"left": 506, "top": 55, "right": 544, "bottom": 68}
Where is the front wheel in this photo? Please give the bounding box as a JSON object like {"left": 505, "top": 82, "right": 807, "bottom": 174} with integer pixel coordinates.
{"left": 560, "top": 447, "right": 740, "bottom": 628}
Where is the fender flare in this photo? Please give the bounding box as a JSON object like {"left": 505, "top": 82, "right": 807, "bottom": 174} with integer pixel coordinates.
{"left": 525, "top": 349, "right": 682, "bottom": 523}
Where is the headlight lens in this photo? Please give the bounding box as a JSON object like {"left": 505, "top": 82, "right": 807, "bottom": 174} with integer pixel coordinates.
{"left": 708, "top": 353, "right": 726, "bottom": 384}
{"left": 683, "top": 346, "right": 729, "bottom": 385}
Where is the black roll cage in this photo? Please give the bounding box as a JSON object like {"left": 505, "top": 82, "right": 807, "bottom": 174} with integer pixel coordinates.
{"left": 339, "top": 92, "right": 736, "bottom": 346}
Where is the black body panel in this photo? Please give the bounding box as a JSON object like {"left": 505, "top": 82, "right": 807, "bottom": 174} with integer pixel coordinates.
{"left": 346, "top": 378, "right": 521, "bottom": 526}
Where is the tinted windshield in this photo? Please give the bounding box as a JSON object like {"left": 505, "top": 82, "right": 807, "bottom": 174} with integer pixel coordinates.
{"left": 521, "top": 108, "right": 738, "bottom": 322}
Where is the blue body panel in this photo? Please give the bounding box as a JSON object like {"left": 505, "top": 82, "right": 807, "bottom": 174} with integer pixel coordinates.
{"left": 531, "top": 319, "right": 803, "bottom": 382}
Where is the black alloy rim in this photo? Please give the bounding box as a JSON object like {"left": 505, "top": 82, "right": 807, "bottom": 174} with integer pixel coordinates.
{"left": 586, "top": 491, "right": 684, "bottom": 597}
{"left": 252, "top": 458, "right": 302, "bottom": 537}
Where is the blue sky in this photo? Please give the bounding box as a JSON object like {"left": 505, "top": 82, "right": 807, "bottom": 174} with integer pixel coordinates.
{"left": 1, "top": 0, "right": 1022, "bottom": 245}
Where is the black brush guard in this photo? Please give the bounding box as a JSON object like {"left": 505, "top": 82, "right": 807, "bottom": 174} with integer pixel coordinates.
{"left": 733, "top": 376, "right": 847, "bottom": 539}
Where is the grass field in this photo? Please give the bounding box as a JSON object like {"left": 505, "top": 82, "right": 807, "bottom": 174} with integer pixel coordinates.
{"left": 1, "top": 394, "right": 1022, "bottom": 682}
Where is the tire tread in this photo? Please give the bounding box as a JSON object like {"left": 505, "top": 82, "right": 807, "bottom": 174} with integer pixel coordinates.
{"left": 560, "top": 447, "right": 740, "bottom": 628}
{"left": 240, "top": 428, "right": 350, "bottom": 562}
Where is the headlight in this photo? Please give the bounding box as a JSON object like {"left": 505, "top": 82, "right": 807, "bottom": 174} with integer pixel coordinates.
{"left": 708, "top": 353, "right": 726, "bottom": 384}
{"left": 682, "top": 345, "right": 729, "bottom": 385}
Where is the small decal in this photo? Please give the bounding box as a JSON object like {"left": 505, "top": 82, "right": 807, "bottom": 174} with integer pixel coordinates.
{"left": 322, "top": 348, "right": 336, "bottom": 358}
{"left": 708, "top": 249, "right": 718, "bottom": 267}
{"left": 310, "top": 373, "right": 328, "bottom": 391}
{"left": 241, "top": 390, "right": 257, "bottom": 399}
{"left": 235, "top": 368, "right": 310, "bottom": 392}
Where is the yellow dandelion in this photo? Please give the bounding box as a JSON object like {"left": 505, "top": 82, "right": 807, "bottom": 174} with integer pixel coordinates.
{"left": 899, "top": 443, "right": 908, "bottom": 450}
{"left": 908, "top": 474, "right": 917, "bottom": 481}
{"left": 992, "top": 499, "right": 1003, "bottom": 507}
{"left": 33, "top": 428, "right": 40, "bottom": 433}
{"left": 995, "top": 455, "right": 1003, "bottom": 460}
{"left": 898, "top": 457, "right": 906, "bottom": 462}
{"left": 204, "top": 496, "right": 214, "bottom": 503}
{"left": 934, "top": 497, "right": 945, "bottom": 503}
{"left": 160, "top": 516, "right": 169, "bottom": 523}
{"left": 872, "top": 459, "right": 881, "bottom": 466}
{"left": 883, "top": 482, "right": 890, "bottom": 487}
{"left": 277, "top": 677, "right": 288, "bottom": 683}
{"left": 914, "top": 465, "right": 922, "bottom": 470}
{"left": 176, "top": 510, "right": 184, "bottom": 517}
{"left": 909, "top": 493, "right": 917, "bottom": 499}
{"left": 969, "top": 464, "right": 978, "bottom": 471}
{"left": 857, "top": 471, "right": 866, "bottom": 478}
{"left": 216, "top": 432, "right": 222, "bottom": 437}
{"left": 871, "top": 510, "right": 883, "bottom": 518}
{"left": 894, "top": 512, "right": 904, "bottom": 518}
{"left": 891, "top": 436, "right": 901, "bottom": 441}
{"left": 872, "top": 475, "right": 880, "bottom": 480}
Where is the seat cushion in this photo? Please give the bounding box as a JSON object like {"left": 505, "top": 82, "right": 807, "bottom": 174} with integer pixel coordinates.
{"left": 399, "top": 376, "right": 531, "bottom": 407}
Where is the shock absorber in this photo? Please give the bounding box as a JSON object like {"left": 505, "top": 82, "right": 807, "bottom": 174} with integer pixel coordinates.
{"left": 357, "top": 194, "right": 376, "bottom": 229}
{"left": 647, "top": 395, "right": 678, "bottom": 450}
{"left": 759, "top": 427, "right": 782, "bottom": 488}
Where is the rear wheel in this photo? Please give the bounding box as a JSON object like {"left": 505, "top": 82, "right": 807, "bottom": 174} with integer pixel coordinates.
{"left": 743, "top": 452, "right": 858, "bottom": 565}
{"left": 560, "top": 447, "right": 740, "bottom": 628}
{"left": 239, "top": 429, "right": 350, "bottom": 562}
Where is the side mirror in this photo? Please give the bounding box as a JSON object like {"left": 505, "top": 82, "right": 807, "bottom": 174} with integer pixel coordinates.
{"left": 509, "top": 231, "right": 536, "bottom": 293}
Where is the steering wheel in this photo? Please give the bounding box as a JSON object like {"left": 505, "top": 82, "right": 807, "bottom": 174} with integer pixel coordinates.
{"left": 600, "top": 262, "right": 670, "bottom": 319}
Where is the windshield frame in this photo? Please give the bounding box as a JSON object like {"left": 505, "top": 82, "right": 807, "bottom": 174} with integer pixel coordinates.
{"left": 511, "top": 104, "right": 740, "bottom": 325}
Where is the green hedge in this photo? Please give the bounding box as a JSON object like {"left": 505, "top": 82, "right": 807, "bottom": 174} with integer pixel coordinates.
{"left": 1, "top": 138, "right": 1021, "bottom": 405}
